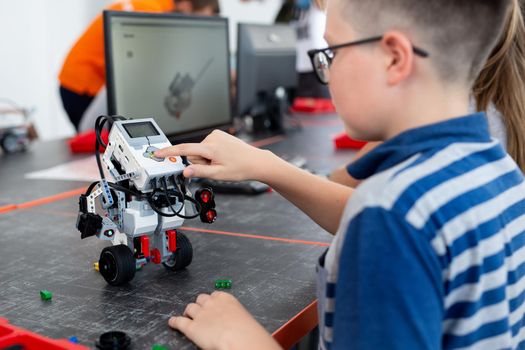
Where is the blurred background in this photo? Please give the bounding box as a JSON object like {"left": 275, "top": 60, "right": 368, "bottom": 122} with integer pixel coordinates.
{"left": 0, "top": 0, "right": 283, "bottom": 141}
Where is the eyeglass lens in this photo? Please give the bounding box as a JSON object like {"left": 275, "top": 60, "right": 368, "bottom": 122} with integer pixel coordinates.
{"left": 314, "top": 52, "right": 330, "bottom": 84}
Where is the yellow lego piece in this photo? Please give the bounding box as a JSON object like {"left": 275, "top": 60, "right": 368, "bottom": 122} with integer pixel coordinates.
{"left": 93, "top": 262, "right": 99, "bottom": 272}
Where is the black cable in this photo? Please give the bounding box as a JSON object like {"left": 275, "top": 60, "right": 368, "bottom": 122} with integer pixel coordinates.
{"left": 172, "top": 175, "right": 201, "bottom": 219}
{"left": 94, "top": 115, "right": 128, "bottom": 180}
{"left": 108, "top": 182, "right": 143, "bottom": 199}
{"left": 147, "top": 189, "right": 179, "bottom": 217}
{"left": 83, "top": 181, "right": 99, "bottom": 196}
{"left": 177, "top": 195, "right": 201, "bottom": 219}
{"left": 94, "top": 116, "right": 109, "bottom": 179}
{"left": 161, "top": 177, "right": 184, "bottom": 216}
{"left": 145, "top": 178, "right": 201, "bottom": 219}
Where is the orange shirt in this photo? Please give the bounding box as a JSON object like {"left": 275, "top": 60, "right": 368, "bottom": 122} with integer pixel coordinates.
{"left": 59, "top": 0, "right": 175, "bottom": 96}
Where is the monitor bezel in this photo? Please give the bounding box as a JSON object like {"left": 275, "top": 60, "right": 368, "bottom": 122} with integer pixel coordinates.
{"left": 104, "top": 10, "right": 233, "bottom": 143}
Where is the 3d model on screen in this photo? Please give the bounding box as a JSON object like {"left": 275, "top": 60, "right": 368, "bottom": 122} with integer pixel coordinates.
{"left": 164, "top": 58, "right": 214, "bottom": 119}
{"left": 0, "top": 98, "right": 32, "bottom": 153}
{"left": 76, "top": 116, "right": 217, "bottom": 286}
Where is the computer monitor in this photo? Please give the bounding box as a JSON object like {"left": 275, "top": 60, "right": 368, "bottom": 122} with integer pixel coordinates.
{"left": 236, "top": 23, "right": 297, "bottom": 128}
{"left": 104, "top": 11, "right": 232, "bottom": 142}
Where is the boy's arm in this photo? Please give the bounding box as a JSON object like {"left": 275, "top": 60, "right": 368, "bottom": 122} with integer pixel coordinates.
{"left": 155, "top": 130, "right": 353, "bottom": 234}
{"left": 259, "top": 152, "right": 353, "bottom": 234}
{"left": 328, "top": 141, "right": 381, "bottom": 187}
{"left": 331, "top": 207, "right": 443, "bottom": 349}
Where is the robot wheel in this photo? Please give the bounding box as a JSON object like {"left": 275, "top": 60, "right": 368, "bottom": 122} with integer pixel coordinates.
{"left": 163, "top": 232, "right": 193, "bottom": 271}
{"left": 99, "top": 244, "right": 136, "bottom": 286}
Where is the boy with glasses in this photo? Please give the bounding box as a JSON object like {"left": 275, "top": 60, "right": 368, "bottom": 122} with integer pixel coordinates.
{"left": 156, "top": 0, "right": 525, "bottom": 348}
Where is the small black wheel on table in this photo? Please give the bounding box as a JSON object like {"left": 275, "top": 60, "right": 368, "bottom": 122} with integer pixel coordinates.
{"left": 163, "top": 232, "right": 193, "bottom": 271}
{"left": 99, "top": 244, "right": 136, "bottom": 286}
{"left": 1, "top": 133, "right": 20, "bottom": 153}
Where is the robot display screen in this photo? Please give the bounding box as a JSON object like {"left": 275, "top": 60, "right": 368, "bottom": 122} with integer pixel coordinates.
{"left": 123, "top": 121, "right": 160, "bottom": 138}
{"left": 105, "top": 12, "right": 232, "bottom": 141}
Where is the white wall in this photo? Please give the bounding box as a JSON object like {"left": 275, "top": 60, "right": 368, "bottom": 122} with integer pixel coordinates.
{"left": 0, "top": 0, "right": 113, "bottom": 140}
{"left": 220, "top": 0, "right": 282, "bottom": 52}
{"left": 0, "top": 0, "right": 279, "bottom": 140}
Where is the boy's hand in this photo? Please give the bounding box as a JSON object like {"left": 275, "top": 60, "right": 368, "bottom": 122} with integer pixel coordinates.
{"left": 168, "top": 291, "right": 282, "bottom": 350}
{"left": 154, "top": 130, "right": 269, "bottom": 181}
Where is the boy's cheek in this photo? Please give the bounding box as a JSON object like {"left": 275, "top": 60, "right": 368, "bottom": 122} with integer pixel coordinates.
{"left": 330, "top": 79, "right": 368, "bottom": 138}
{"left": 331, "top": 67, "right": 388, "bottom": 141}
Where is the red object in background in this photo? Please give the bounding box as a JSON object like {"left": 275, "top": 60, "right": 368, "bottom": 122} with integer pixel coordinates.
{"left": 291, "top": 98, "right": 336, "bottom": 114}
{"left": 333, "top": 132, "right": 367, "bottom": 149}
{"left": 68, "top": 129, "right": 109, "bottom": 153}
{"left": 0, "top": 317, "right": 89, "bottom": 350}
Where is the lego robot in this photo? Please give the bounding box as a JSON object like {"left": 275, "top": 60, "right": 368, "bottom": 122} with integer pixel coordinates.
{"left": 0, "top": 98, "right": 31, "bottom": 153}
{"left": 164, "top": 58, "right": 214, "bottom": 119}
{"left": 76, "top": 116, "right": 217, "bottom": 286}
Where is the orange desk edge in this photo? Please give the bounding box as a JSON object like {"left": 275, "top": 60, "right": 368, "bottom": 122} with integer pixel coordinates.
{"left": 272, "top": 300, "right": 318, "bottom": 350}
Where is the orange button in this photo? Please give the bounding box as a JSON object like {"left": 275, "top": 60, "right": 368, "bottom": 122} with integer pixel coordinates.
{"left": 168, "top": 156, "right": 178, "bottom": 163}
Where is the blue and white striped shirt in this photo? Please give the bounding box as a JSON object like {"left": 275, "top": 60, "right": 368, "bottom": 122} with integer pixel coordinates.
{"left": 318, "top": 113, "right": 525, "bottom": 349}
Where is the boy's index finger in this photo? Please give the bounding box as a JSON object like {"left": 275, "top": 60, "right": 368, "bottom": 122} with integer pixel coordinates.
{"left": 155, "top": 143, "right": 212, "bottom": 159}
{"left": 154, "top": 145, "right": 180, "bottom": 158}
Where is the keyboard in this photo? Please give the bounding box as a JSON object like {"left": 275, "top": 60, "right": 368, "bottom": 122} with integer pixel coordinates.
{"left": 194, "top": 179, "right": 270, "bottom": 195}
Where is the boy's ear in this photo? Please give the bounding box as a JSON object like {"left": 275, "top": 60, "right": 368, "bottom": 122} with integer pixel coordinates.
{"left": 380, "top": 31, "right": 415, "bottom": 85}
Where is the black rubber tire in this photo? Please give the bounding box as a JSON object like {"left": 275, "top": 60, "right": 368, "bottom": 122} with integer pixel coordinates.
{"left": 99, "top": 245, "right": 136, "bottom": 286}
{"left": 163, "top": 232, "right": 193, "bottom": 271}
{"left": 1, "top": 133, "right": 19, "bottom": 153}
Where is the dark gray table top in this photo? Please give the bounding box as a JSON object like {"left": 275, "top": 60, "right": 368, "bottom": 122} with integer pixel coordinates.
{"left": 0, "top": 114, "right": 355, "bottom": 349}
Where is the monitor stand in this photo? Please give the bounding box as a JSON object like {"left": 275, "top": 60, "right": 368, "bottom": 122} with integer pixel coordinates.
{"left": 248, "top": 87, "right": 299, "bottom": 134}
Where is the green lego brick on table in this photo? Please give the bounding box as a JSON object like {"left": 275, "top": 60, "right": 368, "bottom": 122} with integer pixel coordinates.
{"left": 151, "top": 344, "right": 169, "bottom": 350}
{"left": 214, "top": 279, "right": 232, "bottom": 289}
{"left": 40, "top": 290, "right": 53, "bottom": 300}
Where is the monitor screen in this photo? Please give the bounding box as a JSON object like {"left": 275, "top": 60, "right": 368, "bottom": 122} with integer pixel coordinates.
{"left": 236, "top": 23, "right": 297, "bottom": 116}
{"left": 105, "top": 11, "right": 232, "bottom": 141}
{"left": 123, "top": 121, "right": 160, "bottom": 138}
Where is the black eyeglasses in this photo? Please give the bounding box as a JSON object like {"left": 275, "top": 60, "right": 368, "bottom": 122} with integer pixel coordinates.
{"left": 307, "top": 35, "right": 430, "bottom": 85}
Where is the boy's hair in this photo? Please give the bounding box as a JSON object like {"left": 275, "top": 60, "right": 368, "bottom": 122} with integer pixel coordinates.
{"left": 192, "top": 0, "right": 220, "bottom": 14}
{"left": 339, "top": 0, "right": 512, "bottom": 85}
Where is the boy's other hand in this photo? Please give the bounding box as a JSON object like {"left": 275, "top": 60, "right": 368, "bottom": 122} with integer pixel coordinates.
{"left": 155, "top": 130, "right": 269, "bottom": 181}
{"left": 168, "top": 291, "right": 282, "bottom": 350}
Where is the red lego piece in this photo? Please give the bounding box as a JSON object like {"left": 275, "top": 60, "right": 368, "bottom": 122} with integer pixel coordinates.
{"left": 333, "top": 132, "right": 367, "bottom": 149}
{"left": 140, "top": 236, "right": 150, "bottom": 258}
{"left": 150, "top": 249, "right": 162, "bottom": 264}
{"left": 166, "top": 230, "right": 177, "bottom": 253}
{"left": 290, "top": 98, "right": 336, "bottom": 114}
{"left": 0, "top": 317, "right": 89, "bottom": 349}
{"left": 68, "top": 129, "right": 109, "bottom": 154}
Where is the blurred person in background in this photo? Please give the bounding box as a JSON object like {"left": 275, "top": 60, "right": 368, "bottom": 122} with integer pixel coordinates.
{"left": 58, "top": 0, "right": 220, "bottom": 132}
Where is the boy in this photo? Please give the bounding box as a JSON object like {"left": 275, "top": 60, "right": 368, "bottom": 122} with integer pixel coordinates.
{"left": 155, "top": 0, "right": 525, "bottom": 348}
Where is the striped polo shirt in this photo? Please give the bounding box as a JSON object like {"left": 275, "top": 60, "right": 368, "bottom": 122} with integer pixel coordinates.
{"left": 318, "top": 113, "right": 525, "bottom": 349}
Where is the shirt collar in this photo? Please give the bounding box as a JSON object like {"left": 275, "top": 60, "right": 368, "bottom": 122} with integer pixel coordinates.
{"left": 347, "top": 113, "right": 492, "bottom": 180}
